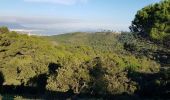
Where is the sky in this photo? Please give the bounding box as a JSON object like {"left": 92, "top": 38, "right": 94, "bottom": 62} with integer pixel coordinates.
{"left": 0, "top": 0, "right": 161, "bottom": 35}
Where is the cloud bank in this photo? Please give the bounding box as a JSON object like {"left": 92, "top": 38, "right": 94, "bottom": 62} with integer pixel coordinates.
{"left": 0, "top": 16, "right": 129, "bottom": 35}
{"left": 24, "top": 0, "right": 88, "bottom": 5}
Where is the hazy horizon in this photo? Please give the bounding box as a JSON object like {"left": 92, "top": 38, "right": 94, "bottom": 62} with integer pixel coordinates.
{"left": 0, "top": 0, "right": 161, "bottom": 35}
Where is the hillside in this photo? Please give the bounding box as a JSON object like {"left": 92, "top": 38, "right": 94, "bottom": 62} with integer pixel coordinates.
{"left": 0, "top": 0, "right": 169, "bottom": 99}
{"left": 45, "top": 32, "right": 124, "bottom": 54}
{"left": 1, "top": 28, "right": 169, "bottom": 99}
{"left": 46, "top": 32, "right": 169, "bottom": 99}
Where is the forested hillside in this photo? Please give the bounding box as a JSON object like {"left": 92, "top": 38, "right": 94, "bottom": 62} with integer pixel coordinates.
{"left": 0, "top": 27, "right": 169, "bottom": 99}
{"left": 0, "top": 0, "right": 169, "bottom": 99}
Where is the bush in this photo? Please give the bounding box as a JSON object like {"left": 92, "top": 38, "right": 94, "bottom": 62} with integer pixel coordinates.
{"left": 0, "top": 27, "right": 9, "bottom": 34}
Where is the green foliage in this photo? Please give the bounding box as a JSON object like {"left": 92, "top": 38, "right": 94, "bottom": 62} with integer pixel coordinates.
{"left": 0, "top": 26, "right": 9, "bottom": 34}
{"left": 0, "top": 1, "right": 169, "bottom": 99}
{"left": 0, "top": 27, "right": 164, "bottom": 98}
{"left": 46, "top": 54, "right": 160, "bottom": 95}
{"left": 0, "top": 30, "right": 61, "bottom": 85}
{"left": 46, "top": 63, "right": 90, "bottom": 93}
{"left": 46, "top": 32, "right": 124, "bottom": 53}
{"left": 163, "top": 34, "right": 170, "bottom": 48}
{"left": 44, "top": 32, "right": 161, "bottom": 95}
{"left": 130, "top": 0, "right": 170, "bottom": 41}
{"left": 14, "top": 96, "right": 23, "bottom": 100}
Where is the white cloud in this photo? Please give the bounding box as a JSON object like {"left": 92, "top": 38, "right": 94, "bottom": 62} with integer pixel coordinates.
{"left": 0, "top": 16, "right": 80, "bottom": 24}
{"left": 24, "top": 0, "right": 88, "bottom": 5}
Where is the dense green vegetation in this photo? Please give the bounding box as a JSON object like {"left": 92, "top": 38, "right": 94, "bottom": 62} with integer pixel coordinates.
{"left": 0, "top": 27, "right": 169, "bottom": 99}
{"left": 0, "top": 0, "right": 169, "bottom": 99}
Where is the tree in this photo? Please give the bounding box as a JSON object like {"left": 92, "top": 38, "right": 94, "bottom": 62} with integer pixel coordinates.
{"left": 163, "top": 35, "right": 170, "bottom": 48}
{"left": 0, "top": 27, "right": 9, "bottom": 34}
{"left": 130, "top": 0, "right": 170, "bottom": 41}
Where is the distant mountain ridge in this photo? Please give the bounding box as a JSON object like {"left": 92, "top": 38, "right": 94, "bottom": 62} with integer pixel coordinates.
{"left": 0, "top": 22, "right": 26, "bottom": 29}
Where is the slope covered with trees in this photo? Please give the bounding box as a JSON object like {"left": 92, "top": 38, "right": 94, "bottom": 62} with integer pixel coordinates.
{"left": 0, "top": 27, "right": 168, "bottom": 99}
{"left": 0, "top": 0, "right": 169, "bottom": 99}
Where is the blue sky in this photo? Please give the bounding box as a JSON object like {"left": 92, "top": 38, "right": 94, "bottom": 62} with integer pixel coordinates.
{"left": 0, "top": 0, "right": 161, "bottom": 35}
